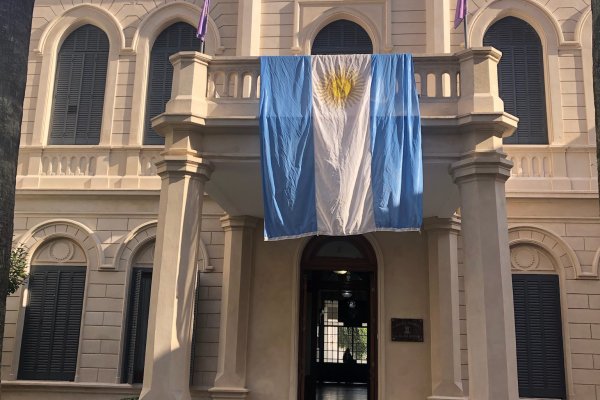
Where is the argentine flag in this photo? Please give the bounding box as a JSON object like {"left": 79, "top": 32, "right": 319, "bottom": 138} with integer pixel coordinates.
{"left": 260, "top": 54, "right": 422, "bottom": 240}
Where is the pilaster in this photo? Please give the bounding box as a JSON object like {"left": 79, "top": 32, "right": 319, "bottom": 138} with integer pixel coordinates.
{"left": 449, "top": 152, "right": 519, "bottom": 400}
{"left": 236, "top": 0, "right": 261, "bottom": 56}
{"left": 426, "top": 0, "right": 450, "bottom": 53}
{"left": 424, "top": 217, "right": 465, "bottom": 400}
{"left": 209, "top": 216, "right": 258, "bottom": 400}
{"left": 139, "top": 154, "right": 213, "bottom": 400}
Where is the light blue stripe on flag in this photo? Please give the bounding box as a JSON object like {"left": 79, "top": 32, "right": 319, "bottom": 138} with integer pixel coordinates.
{"left": 370, "top": 54, "right": 423, "bottom": 230}
{"left": 259, "top": 56, "right": 317, "bottom": 239}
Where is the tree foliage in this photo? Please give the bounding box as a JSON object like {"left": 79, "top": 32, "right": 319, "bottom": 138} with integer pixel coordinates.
{"left": 338, "top": 326, "right": 368, "bottom": 360}
{"left": 9, "top": 247, "right": 28, "bottom": 295}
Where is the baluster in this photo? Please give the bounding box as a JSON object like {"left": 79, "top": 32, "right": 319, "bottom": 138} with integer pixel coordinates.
{"left": 41, "top": 157, "right": 49, "bottom": 176}
{"left": 222, "top": 72, "right": 230, "bottom": 97}
{"left": 60, "top": 157, "right": 68, "bottom": 175}
{"left": 237, "top": 72, "right": 245, "bottom": 99}
{"left": 449, "top": 70, "right": 457, "bottom": 98}
{"left": 251, "top": 71, "right": 259, "bottom": 99}
{"left": 532, "top": 157, "right": 540, "bottom": 177}
{"left": 421, "top": 72, "right": 428, "bottom": 98}
{"left": 436, "top": 70, "right": 443, "bottom": 98}
{"left": 543, "top": 157, "right": 551, "bottom": 177}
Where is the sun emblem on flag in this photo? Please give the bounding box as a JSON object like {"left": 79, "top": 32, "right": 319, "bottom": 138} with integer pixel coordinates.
{"left": 317, "top": 67, "right": 364, "bottom": 108}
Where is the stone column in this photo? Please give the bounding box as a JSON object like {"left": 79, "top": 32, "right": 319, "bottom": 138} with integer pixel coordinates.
{"left": 424, "top": 217, "right": 465, "bottom": 400}
{"left": 139, "top": 154, "right": 213, "bottom": 400}
{"left": 449, "top": 152, "right": 519, "bottom": 400}
{"left": 209, "top": 216, "right": 258, "bottom": 400}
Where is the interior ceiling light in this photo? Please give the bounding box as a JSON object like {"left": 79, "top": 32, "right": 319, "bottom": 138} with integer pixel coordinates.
{"left": 342, "top": 290, "right": 352, "bottom": 298}
{"left": 334, "top": 270, "right": 348, "bottom": 275}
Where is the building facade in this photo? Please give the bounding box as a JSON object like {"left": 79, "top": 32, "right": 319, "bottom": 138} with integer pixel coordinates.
{"left": 1, "top": 0, "right": 599, "bottom": 399}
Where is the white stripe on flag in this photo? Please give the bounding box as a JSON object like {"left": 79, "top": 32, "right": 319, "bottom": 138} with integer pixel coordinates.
{"left": 311, "top": 54, "right": 376, "bottom": 235}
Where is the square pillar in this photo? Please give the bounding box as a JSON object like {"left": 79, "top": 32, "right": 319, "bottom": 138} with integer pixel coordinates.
{"left": 424, "top": 217, "right": 465, "bottom": 400}
{"left": 450, "top": 152, "right": 519, "bottom": 400}
{"left": 209, "top": 216, "right": 258, "bottom": 400}
{"left": 139, "top": 154, "right": 213, "bottom": 400}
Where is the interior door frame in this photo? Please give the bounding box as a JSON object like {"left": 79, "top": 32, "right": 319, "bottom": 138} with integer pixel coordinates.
{"left": 297, "top": 236, "right": 378, "bottom": 400}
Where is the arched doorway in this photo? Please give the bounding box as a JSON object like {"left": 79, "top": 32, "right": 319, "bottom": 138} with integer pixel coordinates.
{"left": 299, "top": 236, "right": 377, "bottom": 400}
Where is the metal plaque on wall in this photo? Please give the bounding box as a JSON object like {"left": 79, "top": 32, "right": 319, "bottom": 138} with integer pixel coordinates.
{"left": 391, "top": 318, "right": 424, "bottom": 342}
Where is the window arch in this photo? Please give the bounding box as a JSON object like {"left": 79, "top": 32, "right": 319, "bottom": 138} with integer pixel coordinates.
{"left": 144, "top": 22, "right": 203, "bottom": 145}
{"left": 311, "top": 19, "right": 373, "bottom": 55}
{"left": 49, "top": 25, "right": 109, "bottom": 145}
{"left": 484, "top": 17, "right": 548, "bottom": 144}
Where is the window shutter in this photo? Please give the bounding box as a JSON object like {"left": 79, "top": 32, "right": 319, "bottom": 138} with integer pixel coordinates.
{"left": 512, "top": 274, "right": 566, "bottom": 399}
{"left": 484, "top": 17, "right": 548, "bottom": 144}
{"left": 311, "top": 20, "right": 373, "bottom": 55}
{"left": 122, "top": 268, "right": 152, "bottom": 384}
{"left": 190, "top": 273, "right": 202, "bottom": 385}
{"left": 18, "top": 266, "right": 86, "bottom": 381}
{"left": 49, "top": 25, "right": 109, "bottom": 145}
{"left": 144, "top": 23, "right": 202, "bottom": 145}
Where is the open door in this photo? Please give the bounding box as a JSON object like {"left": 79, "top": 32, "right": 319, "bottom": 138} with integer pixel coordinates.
{"left": 299, "top": 236, "right": 377, "bottom": 400}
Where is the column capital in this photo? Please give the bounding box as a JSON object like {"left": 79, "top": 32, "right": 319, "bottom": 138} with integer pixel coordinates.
{"left": 220, "top": 215, "right": 259, "bottom": 231}
{"left": 449, "top": 152, "right": 513, "bottom": 184}
{"left": 423, "top": 216, "right": 461, "bottom": 233}
{"left": 156, "top": 154, "right": 213, "bottom": 181}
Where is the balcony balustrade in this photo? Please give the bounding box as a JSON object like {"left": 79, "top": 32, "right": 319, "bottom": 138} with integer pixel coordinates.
{"left": 19, "top": 48, "right": 591, "bottom": 197}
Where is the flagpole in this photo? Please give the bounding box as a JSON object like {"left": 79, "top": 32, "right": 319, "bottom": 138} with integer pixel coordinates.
{"left": 463, "top": 10, "right": 469, "bottom": 49}
{"left": 200, "top": 40, "right": 206, "bottom": 54}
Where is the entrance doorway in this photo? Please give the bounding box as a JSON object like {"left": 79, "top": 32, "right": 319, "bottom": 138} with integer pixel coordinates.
{"left": 299, "top": 236, "right": 377, "bottom": 400}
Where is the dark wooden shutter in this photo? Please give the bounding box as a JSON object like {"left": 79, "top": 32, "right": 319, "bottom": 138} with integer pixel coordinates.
{"left": 512, "top": 274, "right": 566, "bottom": 399}
{"left": 49, "top": 25, "right": 109, "bottom": 145}
{"left": 190, "top": 274, "right": 200, "bottom": 384}
{"left": 484, "top": 17, "right": 548, "bottom": 144}
{"left": 144, "top": 22, "right": 202, "bottom": 145}
{"left": 18, "top": 266, "right": 86, "bottom": 381}
{"left": 311, "top": 19, "right": 373, "bottom": 55}
{"left": 122, "top": 268, "right": 152, "bottom": 384}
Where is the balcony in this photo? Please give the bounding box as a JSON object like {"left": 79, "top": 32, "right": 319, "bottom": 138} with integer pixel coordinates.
{"left": 17, "top": 48, "right": 520, "bottom": 218}
{"left": 150, "top": 48, "right": 516, "bottom": 218}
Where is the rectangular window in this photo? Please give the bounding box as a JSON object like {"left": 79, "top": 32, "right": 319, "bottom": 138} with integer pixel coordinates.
{"left": 512, "top": 274, "right": 566, "bottom": 399}
{"left": 18, "top": 266, "right": 86, "bottom": 381}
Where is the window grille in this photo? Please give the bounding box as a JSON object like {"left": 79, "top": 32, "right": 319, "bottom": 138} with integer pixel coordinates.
{"left": 318, "top": 300, "right": 368, "bottom": 365}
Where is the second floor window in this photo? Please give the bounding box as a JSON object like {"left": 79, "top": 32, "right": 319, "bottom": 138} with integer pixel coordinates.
{"left": 484, "top": 17, "right": 548, "bottom": 145}
{"left": 311, "top": 19, "right": 373, "bottom": 55}
{"left": 144, "top": 22, "right": 202, "bottom": 145}
{"left": 49, "top": 25, "right": 109, "bottom": 145}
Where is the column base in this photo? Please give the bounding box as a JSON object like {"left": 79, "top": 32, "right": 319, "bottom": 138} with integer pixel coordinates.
{"left": 208, "top": 387, "right": 249, "bottom": 400}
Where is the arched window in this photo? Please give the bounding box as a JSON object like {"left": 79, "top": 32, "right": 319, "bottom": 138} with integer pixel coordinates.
{"left": 49, "top": 25, "right": 109, "bottom": 145}
{"left": 144, "top": 22, "right": 203, "bottom": 145}
{"left": 484, "top": 17, "right": 548, "bottom": 144}
{"left": 311, "top": 19, "right": 373, "bottom": 55}
{"left": 18, "top": 238, "right": 87, "bottom": 381}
